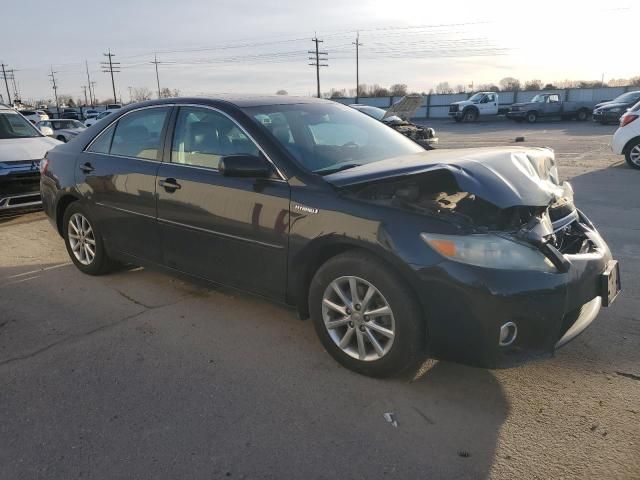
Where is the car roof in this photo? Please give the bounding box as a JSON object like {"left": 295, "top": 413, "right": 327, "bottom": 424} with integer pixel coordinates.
{"left": 121, "top": 95, "right": 333, "bottom": 109}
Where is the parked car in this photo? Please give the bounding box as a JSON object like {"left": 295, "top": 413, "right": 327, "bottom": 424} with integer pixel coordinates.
{"left": 37, "top": 119, "right": 86, "bottom": 143}
{"left": 84, "top": 109, "right": 115, "bottom": 127}
{"left": 350, "top": 104, "right": 437, "bottom": 148}
{"left": 60, "top": 108, "right": 80, "bottom": 120}
{"left": 612, "top": 100, "right": 640, "bottom": 169}
{"left": 592, "top": 91, "right": 640, "bottom": 125}
{"left": 84, "top": 109, "right": 100, "bottom": 120}
{"left": 19, "top": 109, "right": 49, "bottom": 124}
{"left": 506, "top": 93, "right": 592, "bottom": 123}
{"left": 449, "top": 92, "right": 505, "bottom": 122}
{"left": 106, "top": 103, "right": 122, "bottom": 110}
{"left": 41, "top": 96, "right": 620, "bottom": 377}
{"left": 0, "top": 104, "right": 60, "bottom": 213}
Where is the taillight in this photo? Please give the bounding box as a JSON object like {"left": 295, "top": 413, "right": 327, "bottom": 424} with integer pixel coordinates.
{"left": 620, "top": 114, "right": 638, "bottom": 127}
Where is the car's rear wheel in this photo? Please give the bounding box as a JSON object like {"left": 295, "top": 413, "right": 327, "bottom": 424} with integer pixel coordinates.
{"left": 576, "top": 109, "right": 589, "bottom": 121}
{"left": 625, "top": 140, "right": 640, "bottom": 170}
{"left": 526, "top": 111, "right": 538, "bottom": 123}
{"left": 63, "top": 203, "right": 115, "bottom": 275}
{"left": 309, "top": 251, "right": 425, "bottom": 377}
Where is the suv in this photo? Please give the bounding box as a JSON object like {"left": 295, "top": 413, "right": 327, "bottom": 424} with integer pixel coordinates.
{"left": 0, "top": 105, "right": 60, "bottom": 213}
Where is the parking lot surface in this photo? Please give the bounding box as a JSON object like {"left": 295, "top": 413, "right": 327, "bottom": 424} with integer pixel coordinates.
{"left": 1, "top": 121, "right": 638, "bottom": 479}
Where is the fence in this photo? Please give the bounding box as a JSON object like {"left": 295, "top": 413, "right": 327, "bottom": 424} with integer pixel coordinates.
{"left": 332, "top": 86, "right": 637, "bottom": 119}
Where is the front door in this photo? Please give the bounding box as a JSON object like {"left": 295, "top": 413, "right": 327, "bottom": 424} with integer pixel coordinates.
{"left": 156, "top": 106, "right": 290, "bottom": 300}
{"left": 77, "top": 106, "right": 171, "bottom": 262}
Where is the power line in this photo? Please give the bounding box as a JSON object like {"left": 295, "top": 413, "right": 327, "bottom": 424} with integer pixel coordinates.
{"left": 308, "top": 37, "right": 328, "bottom": 98}
{"left": 48, "top": 67, "right": 59, "bottom": 114}
{"left": 101, "top": 49, "right": 120, "bottom": 104}
{"left": 353, "top": 32, "right": 363, "bottom": 102}
{"left": 1, "top": 64, "right": 12, "bottom": 105}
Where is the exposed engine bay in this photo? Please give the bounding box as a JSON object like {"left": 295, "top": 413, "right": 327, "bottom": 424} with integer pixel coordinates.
{"left": 346, "top": 169, "right": 595, "bottom": 258}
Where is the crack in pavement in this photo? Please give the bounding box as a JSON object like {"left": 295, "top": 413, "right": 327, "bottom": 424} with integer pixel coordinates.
{"left": 0, "top": 298, "right": 184, "bottom": 368}
{"left": 113, "top": 288, "right": 157, "bottom": 309}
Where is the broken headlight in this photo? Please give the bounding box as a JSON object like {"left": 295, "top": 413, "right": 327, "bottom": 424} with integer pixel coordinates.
{"left": 420, "top": 233, "right": 556, "bottom": 272}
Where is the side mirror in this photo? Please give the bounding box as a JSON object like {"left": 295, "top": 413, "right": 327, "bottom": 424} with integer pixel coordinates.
{"left": 40, "top": 126, "right": 54, "bottom": 136}
{"left": 219, "top": 154, "right": 273, "bottom": 178}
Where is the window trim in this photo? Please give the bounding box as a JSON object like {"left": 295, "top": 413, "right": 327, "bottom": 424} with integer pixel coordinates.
{"left": 170, "top": 104, "right": 286, "bottom": 181}
{"left": 84, "top": 104, "right": 174, "bottom": 162}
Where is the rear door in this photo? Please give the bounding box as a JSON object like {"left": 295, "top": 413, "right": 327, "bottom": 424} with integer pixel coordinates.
{"left": 77, "top": 105, "right": 172, "bottom": 263}
{"left": 156, "top": 105, "right": 290, "bottom": 299}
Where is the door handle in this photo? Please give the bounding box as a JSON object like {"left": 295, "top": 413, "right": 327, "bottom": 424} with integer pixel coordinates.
{"left": 80, "top": 162, "right": 94, "bottom": 173}
{"left": 158, "top": 177, "right": 181, "bottom": 192}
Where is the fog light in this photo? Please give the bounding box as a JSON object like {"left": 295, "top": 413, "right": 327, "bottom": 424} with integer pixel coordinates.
{"left": 499, "top": 322, "right": 517, "bottom": 346}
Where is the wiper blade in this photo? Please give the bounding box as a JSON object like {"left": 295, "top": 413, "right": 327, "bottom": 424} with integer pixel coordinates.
{"left": 314, "top": 163, "right": 362, "bottom": 175}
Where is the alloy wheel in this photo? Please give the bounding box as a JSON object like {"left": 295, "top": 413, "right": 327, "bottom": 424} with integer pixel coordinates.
{"left": 630, "top": 145, "right": 640, "bottom": 167}
{"left": 68, "top": 213, "right": 96, "bottom": 265}
{"left": 321, "top": 276, "right": 395, "bottom": 361}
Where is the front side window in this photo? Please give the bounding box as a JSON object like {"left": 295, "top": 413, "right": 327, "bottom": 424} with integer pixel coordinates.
{"left": 110, "top": 107, "right": 170, "bottom": 160}
{"left": 244, "top": 103, "right": 423, "bottom": 174}
{"left": 171, "top": 107, "right": 259, "bottom": 169}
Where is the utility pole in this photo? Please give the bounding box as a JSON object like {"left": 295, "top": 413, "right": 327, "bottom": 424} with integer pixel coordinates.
{"left": 353, "top": 32, "right": 363, "bottom": 103}
{"left": 151, "top": 53, "right": 162, "bottom": 98}
{"left": 128, "top": 86, "right": 133, "bottom": 103}
{"left": 101, "top": 49, "right": 120, "bottom": 104}
{"left": 0, "top": 63, "right": 11, "bottom": 106}
{"left": 90, "top": 81, "right": 97, "bottom": 105}
{"left": 48, "top": 67, "right": 59, "bottom": 116}
{"left": 308, "top": 37, "right": 328, "bottom": 98}
{"left": 7, "top": 69, "right": 19, "bottom": 101}
{"left": 82, "top": 86, "right": 88, "bottom": 106}
{"left": 85, "top": 60, "right": 94, "bottom": 107}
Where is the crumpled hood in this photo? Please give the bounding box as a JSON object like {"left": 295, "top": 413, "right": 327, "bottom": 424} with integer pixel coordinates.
{"left": 325, "top": 147, "right": 565, "bottom": 209}
{"left": 0, "top": 136, "right": 61, "bottom": 162}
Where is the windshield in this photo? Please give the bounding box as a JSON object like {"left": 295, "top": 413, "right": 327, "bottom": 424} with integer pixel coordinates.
{"left": 468, "top": 93, "right": 485, "bottom": 102}
{"left": 613, "top": 92, "right": 640, "bottom": 103}
{"left": 244, "top": 103, "right": 424, "bottom": 174}
{"left": 0, "top": 112, "right": 42, "bottom": 139}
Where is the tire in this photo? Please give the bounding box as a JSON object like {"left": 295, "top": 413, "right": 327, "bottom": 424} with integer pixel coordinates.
{"left": 309, "top": 250, "right": 425, "bottom": 377}
{"left": 63, "top": 202, "right": 115, "bottom": 275}
{"left": 56, "top": 135, "right": 67, "bottom": 143}
{"left": 526, "top": 111, "right": 538, "bottom": 124}
{"left": 463, "top": 108, "right": 478, "bottom": 122}
{"left": 576, "top": 109, "right": 589, "bottom": 121}
{"left": 625, "top": 139, "right": 640, "bottom": 170}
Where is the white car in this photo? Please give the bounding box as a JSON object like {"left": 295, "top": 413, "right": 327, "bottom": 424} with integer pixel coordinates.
{"left": 84, "top": 109, "right": 115, "bottom": 127}
{"left": 0, "top": 105, "right": 60, "bottom": 212}
{"left": 612, "top": 100, "right": 640, "bottom": 169}
{"left": 19, "top": 109, "right": 49, "bottom": 124}
{"left": 36, "top": 119, "right": 86, "bottom": 143}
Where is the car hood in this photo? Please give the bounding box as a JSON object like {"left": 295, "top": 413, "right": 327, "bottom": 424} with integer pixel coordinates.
{"left": 510, "top": 102, "right": 535, "bottom": 108}
{"left": 0, "top": 136, "right": 61, "bottom": 162}
{"left": 324, "top": 147, "right": 564, "bottom": 209}
{"left": 451, "top": 100, "right": 474, "bottom": 106}
{"left": 594, "top": 102, "right": 628, "bottom": 111}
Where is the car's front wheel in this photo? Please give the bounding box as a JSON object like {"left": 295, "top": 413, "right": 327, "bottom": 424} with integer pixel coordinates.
{"left": 309, "top": 251, "right": 425, "bottom": 377}
{"left": 625, "top": 139, "right": 640, "bottom": 170}
{"left": 63, "top": 203, "right": 115, "bottom": 275}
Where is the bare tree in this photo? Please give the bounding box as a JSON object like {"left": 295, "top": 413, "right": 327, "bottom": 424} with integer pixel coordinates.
{"left": 476, "top": 83, "right": 500, "bottom": 92}
{"left": 389, "top": 83, "right": 407, "bottom": 96}
{"left": 276, "top": 89, "right": 288, "bottom": 95}
{"left": 371, "top": 85, "right": 390, "bottom": 97}
{"left": 158, "top": 87, "right": 180, "bottom": 99}
{"left": 524, "top": 79, "right": 542, "bottom": 91}
{"left": 499, "top": 77, "right": 521, "bottom": 91}
{"left": 434, "top": 82, "right": 454, "bottom": 94}
{"left": 329, "top": 88, "right": 346, "bottom": 98}
{"left": 131, "top": 87, "right": 152, "bottom": 102}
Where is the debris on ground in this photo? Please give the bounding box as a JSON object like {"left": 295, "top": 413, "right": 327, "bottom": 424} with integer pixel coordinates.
{"left": 383, "top": 412, "right": 398, "bottom": 428}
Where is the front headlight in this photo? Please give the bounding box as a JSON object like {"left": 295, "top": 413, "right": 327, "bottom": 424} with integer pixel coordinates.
{"left": 420, "top": 233, "right": 556, "bottom": 272}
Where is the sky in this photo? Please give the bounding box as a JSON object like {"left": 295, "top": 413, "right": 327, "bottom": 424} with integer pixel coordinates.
{"left": 1, "top": 0, "right": 637, "bottom": 104}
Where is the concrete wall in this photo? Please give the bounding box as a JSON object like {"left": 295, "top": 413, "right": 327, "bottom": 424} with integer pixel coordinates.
{"left": 333, "top": 86, "right": 637, "bottom": 119}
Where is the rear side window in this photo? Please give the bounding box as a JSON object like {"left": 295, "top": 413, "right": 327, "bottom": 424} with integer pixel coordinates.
{"left": 88, "top": 123, "right": 116, "bottom": 154}
{"left": 110, "top": 107, "right": 170, "bottom": 160}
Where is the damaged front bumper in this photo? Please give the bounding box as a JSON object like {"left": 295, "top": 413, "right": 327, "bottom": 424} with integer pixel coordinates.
{"left": 413, "top": 211, "right": 620, "bottom": 368}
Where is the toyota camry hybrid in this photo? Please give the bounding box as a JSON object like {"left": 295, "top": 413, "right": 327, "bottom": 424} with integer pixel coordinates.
{"left": 40, "top": 96, "right": 621, "bottom": 377}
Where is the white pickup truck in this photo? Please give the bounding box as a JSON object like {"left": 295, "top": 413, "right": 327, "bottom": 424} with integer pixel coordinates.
{"left": 448, "top": 92, "right": 506, "bottom": 122}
